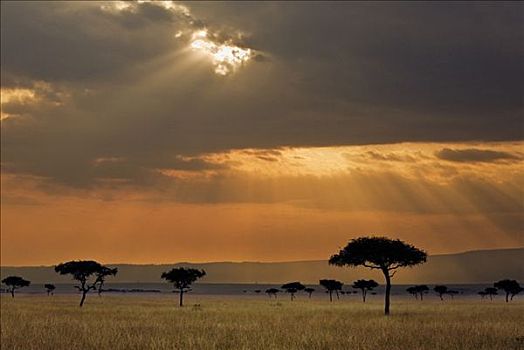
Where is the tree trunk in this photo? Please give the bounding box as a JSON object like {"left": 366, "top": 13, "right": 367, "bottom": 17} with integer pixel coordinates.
{"left": 98, "top": 281, "right": 104, "bottom": 297}
{"left": 362, "top": 289, "right": 366, "bottom": 303}
{"left": 179, "top": 289, "right": 184, "bottom": 307}
{"left": 420, "top": 293, "right": 423, "bottom": 301}
{"left": 336, "top": 290, "right": 339, "bottom": 300}
{"left": 329, "top": 291, "right": 332, "bottom": 302}
{"left": 79, "top": 291, "right": 87, "bottom": 307}
{"left": 505, "top": 292, "right": 509, "bottom": 303}
{"left": 383, "top": 269, "right": 391, "bottom": 315}
{"left": 10, "top": 289, "right": 14, "bottom": 298}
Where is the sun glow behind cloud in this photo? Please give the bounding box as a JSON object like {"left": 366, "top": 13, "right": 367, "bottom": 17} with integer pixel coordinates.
{"left": 190, "top": 30, "right": 253, "bottom": 75}
{"left": 100, "top": 0, "right": 255, "bottom": 75}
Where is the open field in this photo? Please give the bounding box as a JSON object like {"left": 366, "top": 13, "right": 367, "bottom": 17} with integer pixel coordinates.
{"left": 1, "top": 295, "right": 523, "bottom": 350}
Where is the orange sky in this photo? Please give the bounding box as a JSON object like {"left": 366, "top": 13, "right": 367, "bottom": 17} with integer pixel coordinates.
{"left": 2, "top": 142, "right": 522, "bottom": 266}
{"left": 1, "top": 2, "right": 523, "bottom": 266}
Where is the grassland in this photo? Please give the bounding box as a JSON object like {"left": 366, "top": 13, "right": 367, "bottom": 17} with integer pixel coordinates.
{"left": 1, "top": 294, "right": 523, "bottom": 350}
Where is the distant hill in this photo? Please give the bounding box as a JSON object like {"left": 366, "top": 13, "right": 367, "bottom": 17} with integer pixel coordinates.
{"left": 1, "top": 248, "right": 523, "bottom": 284}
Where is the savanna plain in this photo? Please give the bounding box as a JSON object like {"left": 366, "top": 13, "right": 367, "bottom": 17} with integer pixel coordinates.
{"left": 1, "top": 295, "right": 523, "bottom": 350}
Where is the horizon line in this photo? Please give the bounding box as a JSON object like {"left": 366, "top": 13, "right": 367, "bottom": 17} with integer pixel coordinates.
{"left": 2, "top": 246, "right": 523, "bottom": 268}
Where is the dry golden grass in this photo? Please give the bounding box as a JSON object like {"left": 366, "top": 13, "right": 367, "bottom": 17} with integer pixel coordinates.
{"left": 1, "top": 294, "right": 523, "bottom": 350}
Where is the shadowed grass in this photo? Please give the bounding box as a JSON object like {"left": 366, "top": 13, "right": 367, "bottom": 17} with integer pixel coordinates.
{"left": 1, "top": 295, "right": 523, "bottom": 350}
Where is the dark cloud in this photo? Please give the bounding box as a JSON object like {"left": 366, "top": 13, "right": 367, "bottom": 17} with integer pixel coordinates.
{"left": 436, "top": 148, "right": 521, "bottom": 163}
{"left": 1, "top": 1, "right": 523, "bottom": 188}
{"left": 0, "top": 2, "right": 187, "bottom": 83}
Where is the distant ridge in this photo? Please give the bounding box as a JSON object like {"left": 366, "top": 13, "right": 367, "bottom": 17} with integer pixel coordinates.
{"left": 1, "top": 248, "right": 523, "bottom": 284}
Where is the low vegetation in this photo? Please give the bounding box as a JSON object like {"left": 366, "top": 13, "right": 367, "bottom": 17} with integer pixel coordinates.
{"left": 1, "top": 295, "right": 522, "bottom": 350}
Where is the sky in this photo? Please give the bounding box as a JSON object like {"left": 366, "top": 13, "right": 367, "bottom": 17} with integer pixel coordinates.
{"left": 1, "top": 1, "right": 523, "bottom": 266}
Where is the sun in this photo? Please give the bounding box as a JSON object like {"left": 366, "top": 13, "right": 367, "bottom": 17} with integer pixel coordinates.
{"left": 190, "top": 30, "right": 253, "bottom": 75}
{"left": 99, "top": 2, "right": 255, "bottom": 76}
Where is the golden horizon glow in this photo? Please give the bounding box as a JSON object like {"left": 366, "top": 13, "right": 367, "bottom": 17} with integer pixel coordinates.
{"left": 2, "top": 141, "right": 522, "bottom": 265}
{"left": 176, "top": 142, "right": 524, "bottom": 182}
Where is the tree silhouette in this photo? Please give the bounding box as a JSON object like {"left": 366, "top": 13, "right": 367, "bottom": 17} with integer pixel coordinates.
{"left": 319, "top": 279, "right": 343, "bottom": 302}
{"left": 55, "top": 260, "right": 107, "bottom": 307}
{"left": 494, "top": 279, "right": 521, "bottom": 303}
{"left": 352, "top": 279, "right": 378, "bottom": 302}
{"left": 406, "top": 286, "right": 418, "bottom": 299}
{"left": 161, "top": 268, "right": 206, "bottom": 307}
{"left": 484, "top": 287, "right": 498, "bottom": 301}
{"left": 406, "top": 285, "right": 429, "bottom": 300}
{"left": 265, "top": 288, "right": 280, "bottom": 298}
{"left": 510, "top": 285, "right": 523, "bottom": 301}
{"left": 329, "top": 236, "right": 427, "bottom": 315}
{"left": 281, "top": 282, "right": 305, "bottom": 301}
{"left": 95, "top": 266, "right": 118, "bottom": 296}
{"left": 44, "top": 283, "right": 56, "bottom": 296}
{"left": 1, "top": 276, "right": 30, "bottom": 298}
{"left": 478, "top": 290, "right": 487, "bottom": 299}
{"left": 434, "top": 285, "right": 448, "bottom": 300}
{"left": 304, "top": 287, "right": 315, "bottom": 298}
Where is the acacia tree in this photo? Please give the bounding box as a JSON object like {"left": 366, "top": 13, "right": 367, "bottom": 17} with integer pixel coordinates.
{"left": 161, "top": 267, "right": 206, "bottom": 307}
{"left": 494, "top": 279, "right": 521, "bottom": 303}
{"left": 329, "top": 236, "right": 427, "bottom": 315}
{"left": 281, "top": 282, "right": 305, "bottom": 301}
{"left": 304, "top": 287, "right": 315, "bottom": 298}
{"left": 406, "top": 285, "right": 429, "bottom": 300}
{"left": 510, "top": 286, "right": 524, "bottom": 301}
{"left": 44, "top": 283, "right": 56, "bottom": 296}
{"left": 484, "top": 287, "right": 498, "bottom": 301}
{"left": 265, "top": 288, "right": 280, "bottom": 298}
{"left": 55, "top": 260, "right": 107, "bottom": 307}
{"left": 1, "top": 276, "right": 30, "bottom": 298}
{"left": 406, "top": 286, "right": 418, "bottom": 299}
{"left": 434, "top": 285, "right": 448, "bottom": 300}
{"left": 352, "top": 279, "right": 378, "bottom": 303}
{"left": 319, "top": 279, "right": 343, "bottom": 302}
{"left": 95, "top": 266, "right": 118, "bottom": 296}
